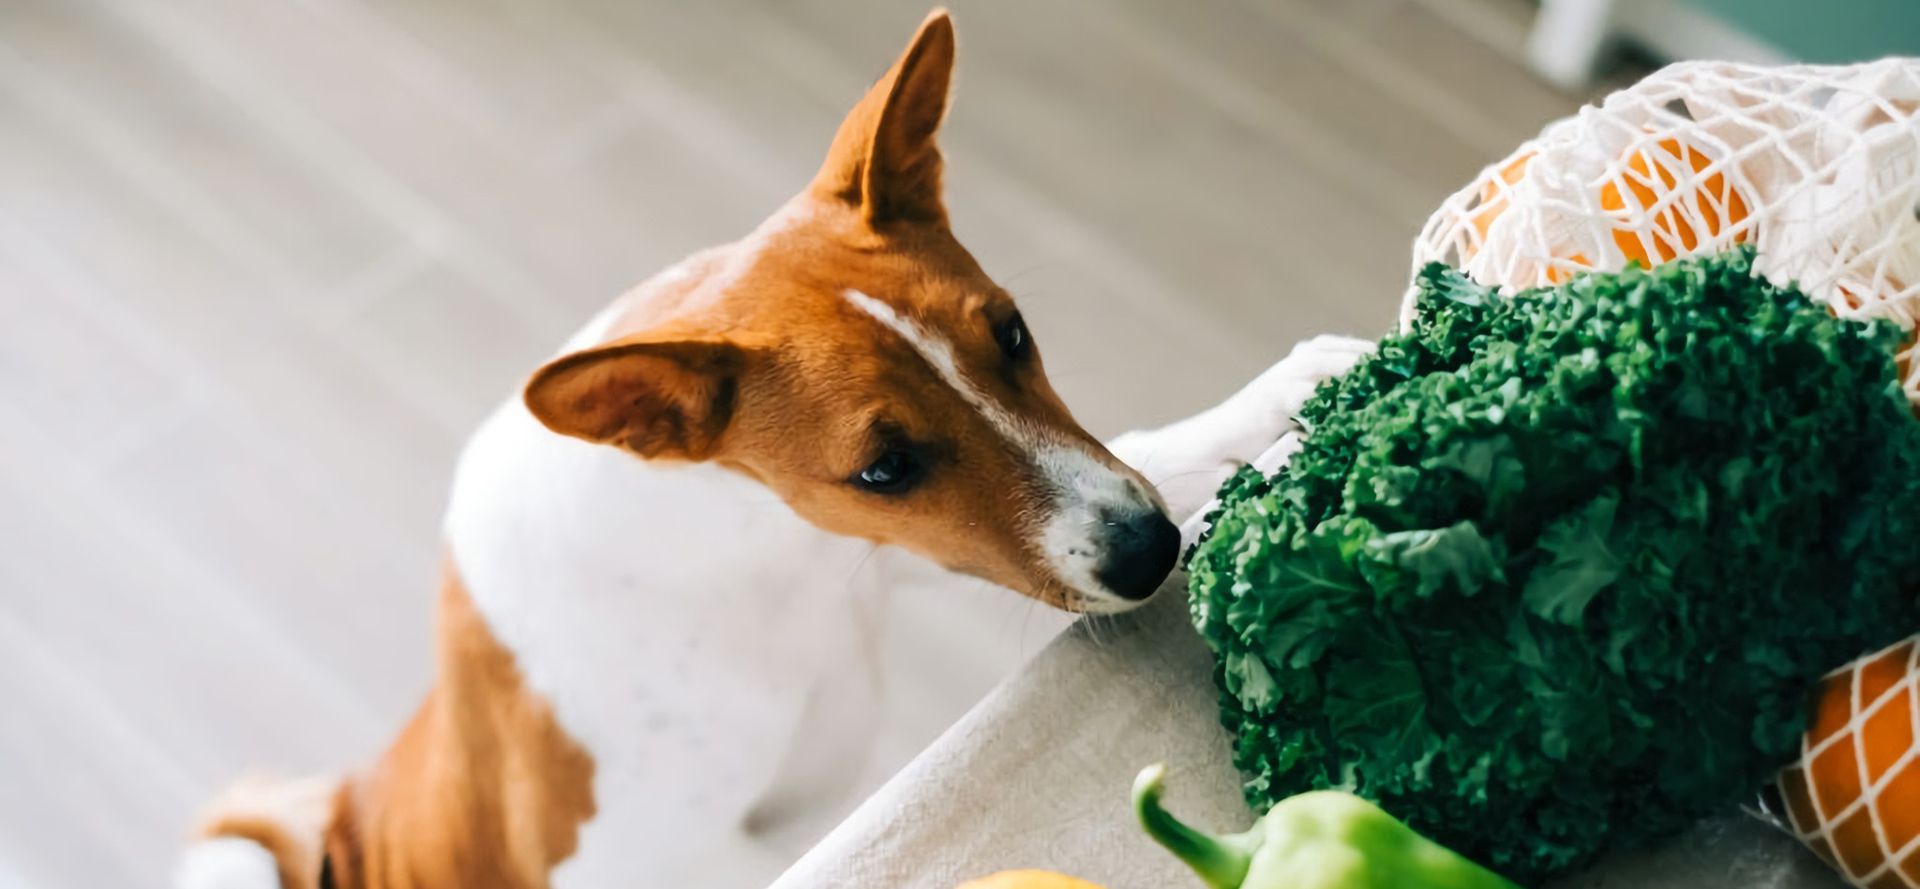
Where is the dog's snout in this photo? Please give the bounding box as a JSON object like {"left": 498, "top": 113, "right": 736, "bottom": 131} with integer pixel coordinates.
{"left": 1093, "top": 508, "right": 1180, "bottom": 601}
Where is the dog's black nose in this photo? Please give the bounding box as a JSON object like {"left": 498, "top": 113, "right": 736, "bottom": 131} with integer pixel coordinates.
{"left": 1094, "top": 508, "right": 1181, "bottom": 601}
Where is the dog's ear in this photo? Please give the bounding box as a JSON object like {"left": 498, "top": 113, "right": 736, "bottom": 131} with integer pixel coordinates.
{"left": 523, "top": 338, "right": 749, "bottom": 460}
{"left": 811, "top": 8, "right": 955, "bottom": 227}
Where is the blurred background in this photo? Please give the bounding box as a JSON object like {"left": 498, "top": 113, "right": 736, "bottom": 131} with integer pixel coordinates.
{"left": 0, "top": 0, "right": 1910, "bottom": 886}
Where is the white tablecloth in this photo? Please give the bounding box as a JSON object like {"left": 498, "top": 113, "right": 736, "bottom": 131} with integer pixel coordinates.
{"left": 769, "top": 585, "right": 1848, "bottom": 889}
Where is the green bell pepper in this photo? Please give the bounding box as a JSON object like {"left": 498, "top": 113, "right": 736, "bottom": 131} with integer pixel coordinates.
{"left": 1132, "top": 764, "right": 1521, "bottom": 889}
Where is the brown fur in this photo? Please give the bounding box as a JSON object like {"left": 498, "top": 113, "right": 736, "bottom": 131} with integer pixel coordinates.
{"left": 319, "top": 558, "right": 596, "bottom": 889}
{"left": 189, "top": 558, "right": 591, "bottom": 889}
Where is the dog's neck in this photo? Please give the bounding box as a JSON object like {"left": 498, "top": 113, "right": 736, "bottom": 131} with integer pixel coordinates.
{"left": 440, "top": 299, "right": 926, "bottom": 882}
{"left": 443, "top": 389, "right": 889, "bottom": 717}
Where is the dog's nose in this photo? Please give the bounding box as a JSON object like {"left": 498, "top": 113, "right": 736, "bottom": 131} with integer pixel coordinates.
{"left": 1093, "top": 508, "right": 1181, "bottom": 601}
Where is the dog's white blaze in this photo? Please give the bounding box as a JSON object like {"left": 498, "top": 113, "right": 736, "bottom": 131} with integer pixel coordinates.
{"left": 843, "top": 290, "right": 1036, "bottom": 449}
{"left": 843, "top": 289, "right": 1155, "bottom": 607}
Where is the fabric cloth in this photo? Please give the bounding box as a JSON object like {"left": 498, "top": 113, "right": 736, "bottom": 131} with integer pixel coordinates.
{"left": 769, "top": 585, "right": 1848, "bottom": 889}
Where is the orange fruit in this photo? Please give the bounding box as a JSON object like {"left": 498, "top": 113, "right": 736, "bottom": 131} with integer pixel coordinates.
{"left": 1468, "top": 152, "right": 1534, "bottom": 251}
{"left": 1600, "top": 137, "right": 1750, "bottom": 267}
{"left": 1465, "top": 152, "right": 1589, "bottom": 284}
{"left": 1774, "top": 635, "right": 1920, "bottom": 888}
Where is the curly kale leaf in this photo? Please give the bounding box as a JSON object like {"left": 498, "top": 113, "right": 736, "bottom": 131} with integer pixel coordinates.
{"left": 1187, "top": 250, "right": 1920, "bottom": 883}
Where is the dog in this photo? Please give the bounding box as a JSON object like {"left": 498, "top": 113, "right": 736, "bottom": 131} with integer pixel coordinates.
{"left": 174, "top": 10, "right": 1371, "bottom": 889}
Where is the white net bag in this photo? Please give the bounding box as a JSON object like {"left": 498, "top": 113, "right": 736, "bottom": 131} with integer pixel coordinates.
{"left": 1405, "top": 58, "right": 1920, "bottom": 401}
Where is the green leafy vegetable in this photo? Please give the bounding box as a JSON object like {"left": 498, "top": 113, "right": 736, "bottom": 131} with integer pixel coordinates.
{"left": 1187, "top": 250, "right": 1920, "bottom": 883}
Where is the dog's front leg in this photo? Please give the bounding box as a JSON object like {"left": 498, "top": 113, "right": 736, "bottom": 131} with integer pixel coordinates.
{"left": 739, "top": 571, "right": 888, "bottom": 845}
{"left": 1109, "top": 335, "right": 1374, "bottom": 530}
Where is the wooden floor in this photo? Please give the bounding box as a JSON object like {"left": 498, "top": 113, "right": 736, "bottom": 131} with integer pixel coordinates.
{"left": 0, "top": 1, "right": 1594, "bottom": 885}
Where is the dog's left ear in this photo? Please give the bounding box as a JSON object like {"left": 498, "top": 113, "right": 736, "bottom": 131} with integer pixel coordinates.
{"left": 811, "top": 8, "right": 955, "bottom": 227}
{"left": 523, "top": 337, "right": 750, "bottom": 461}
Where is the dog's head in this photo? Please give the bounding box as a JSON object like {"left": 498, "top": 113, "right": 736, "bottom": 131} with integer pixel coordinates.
{"left": 523, "top": 10, "right": 1176, "bottom": 612}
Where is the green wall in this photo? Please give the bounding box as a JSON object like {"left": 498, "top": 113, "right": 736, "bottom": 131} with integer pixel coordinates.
{"left": 1681, "top": 0, "right": 1920, "bottom": 62}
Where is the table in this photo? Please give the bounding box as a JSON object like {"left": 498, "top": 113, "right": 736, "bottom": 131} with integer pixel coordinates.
{"left": 770, "top": 584, "right": 1848, "bottom": 889}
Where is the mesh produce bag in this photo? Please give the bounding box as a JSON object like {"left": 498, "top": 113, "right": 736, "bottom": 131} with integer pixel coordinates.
{"left": 1404, "top": 58, "right": 1920, "bottom": 401}
{"left": 1771, "top": 635, "right": 1920, "bottom": 889}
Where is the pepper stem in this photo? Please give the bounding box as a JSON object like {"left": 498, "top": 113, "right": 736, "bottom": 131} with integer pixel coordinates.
{"left": 1132, "top": 764, "right": 1256, "bottom": 889}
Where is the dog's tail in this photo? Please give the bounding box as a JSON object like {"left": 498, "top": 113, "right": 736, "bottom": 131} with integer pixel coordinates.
{"left": 174, "top": 773, "right": 340, "bottom": 889}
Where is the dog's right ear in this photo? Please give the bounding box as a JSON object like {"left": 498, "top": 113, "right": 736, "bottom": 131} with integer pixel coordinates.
{"left": 523, "top": 338, "right": 749, "bottom": 461}
{"left": 811, "top": 9, "right": 956, "bottom": 227}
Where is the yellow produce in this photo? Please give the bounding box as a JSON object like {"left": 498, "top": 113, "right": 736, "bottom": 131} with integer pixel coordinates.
{"left": 955, "top": 870, "right": 1107, "bottom": 889}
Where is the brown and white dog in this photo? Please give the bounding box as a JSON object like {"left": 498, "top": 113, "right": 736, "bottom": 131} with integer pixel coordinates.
{"left": 175, "top": 10, "right": 1370, "bottom": 889}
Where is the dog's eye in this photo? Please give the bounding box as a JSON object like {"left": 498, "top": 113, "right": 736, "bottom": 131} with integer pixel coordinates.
{"left": 995, "top": 312, "right": 1031, "bottom": 361}
{"left": 854, "top": 449, "right": 923, "bottom": 495}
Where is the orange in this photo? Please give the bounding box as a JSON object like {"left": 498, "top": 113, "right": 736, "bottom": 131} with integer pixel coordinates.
{"left": 1776, "top": 636, "right": 1920, "bottom": 887}
{"left": 1599, "top": 137, "right": 1750, "bottom": 267}
{"left": 1468, "top": 152, "right": 1534, "bottom": 251}
{"left": 1464, "top": 152, "right": 1589, "bottom": 283}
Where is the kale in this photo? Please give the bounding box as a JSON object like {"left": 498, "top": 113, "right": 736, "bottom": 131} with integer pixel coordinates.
{"left": 1186, "top": 250, "right": 1920, "bottom": 883}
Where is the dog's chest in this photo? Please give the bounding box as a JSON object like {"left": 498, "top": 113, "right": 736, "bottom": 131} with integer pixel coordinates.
{"left": 445, "top": 400, "right": 879, "bottom": 885}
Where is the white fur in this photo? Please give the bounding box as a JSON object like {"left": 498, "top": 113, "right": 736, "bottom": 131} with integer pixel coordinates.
{"left": 173, "top": 838, "right": 279, "bottom": 889}
{"left": 1109, "top": 334, "right": 1376, "bottom": 541}
{"left": 1033, "top": 444, "right": 1159, "bottom": 613}
{"left": 843, "top": 289, "right": 1026, "bottom": 443}
{"left": 842, "top": 289, "right": 1158, "bottom": 608}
